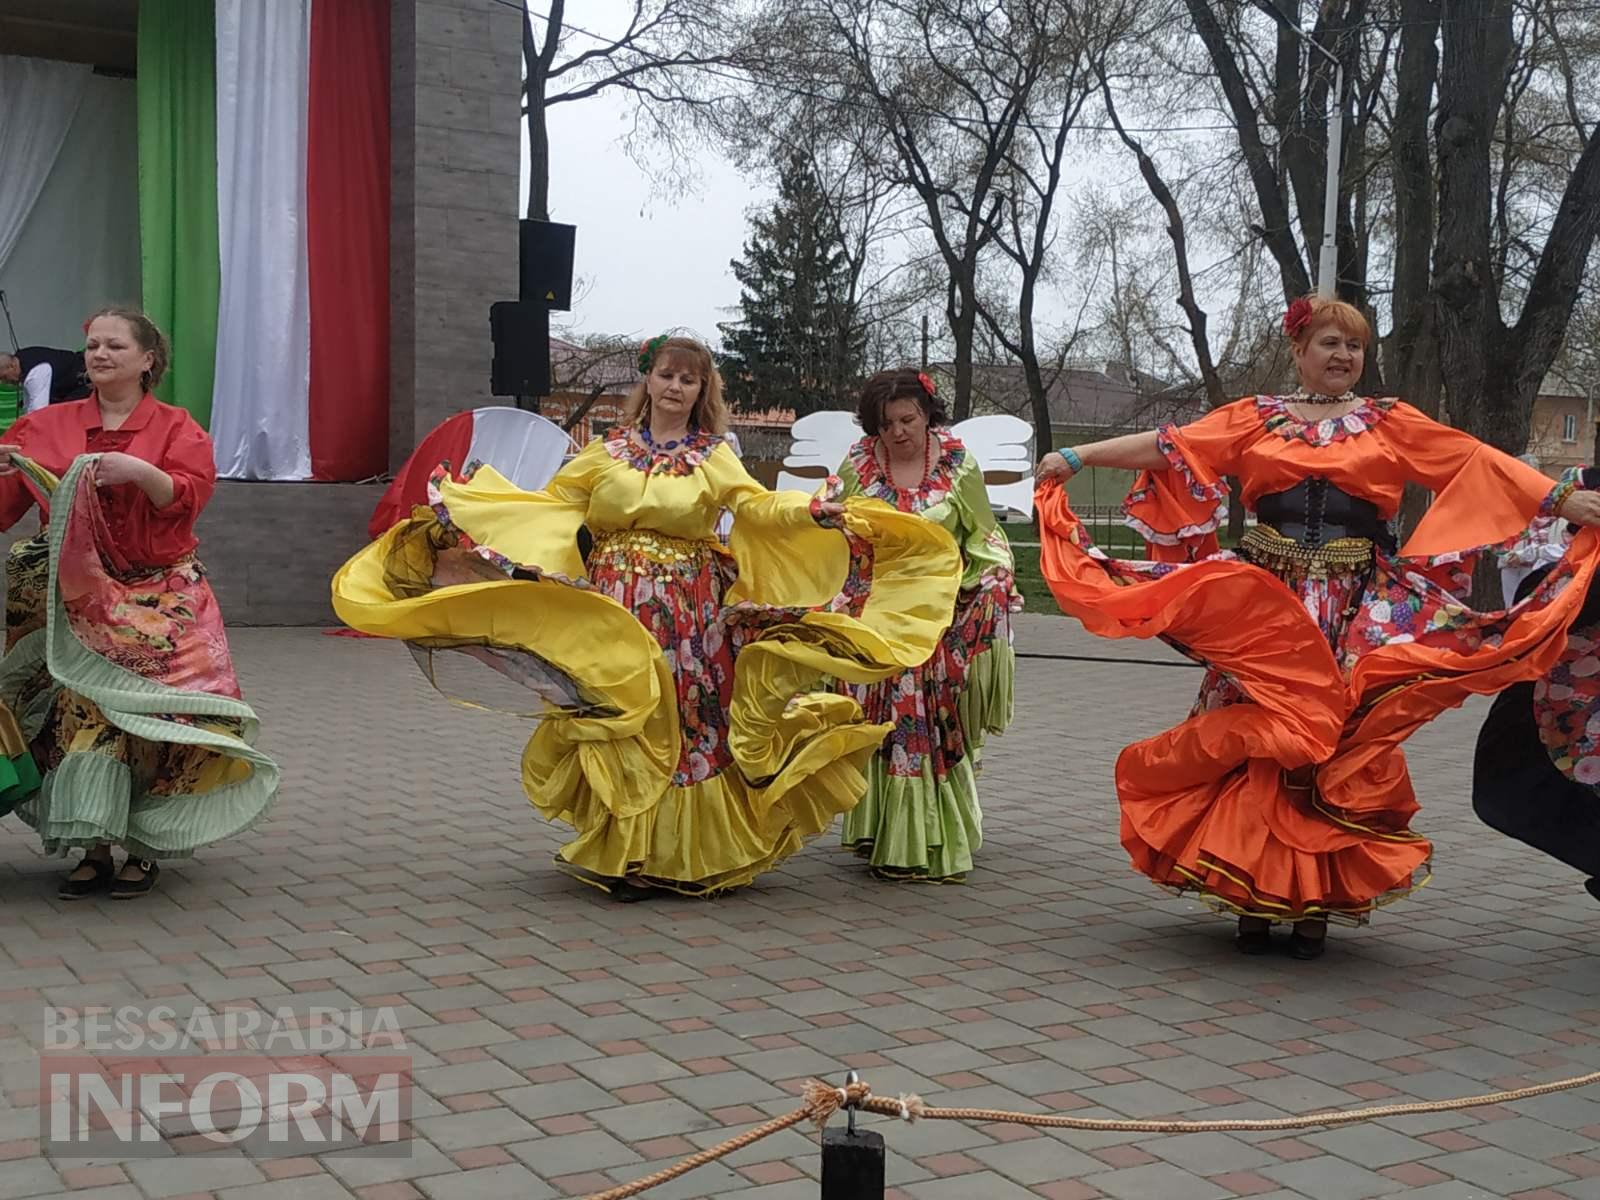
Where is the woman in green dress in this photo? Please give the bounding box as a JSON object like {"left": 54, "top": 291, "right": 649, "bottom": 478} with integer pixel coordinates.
{"left": 818, "top": 368, "right": 1020, "bottom": 880}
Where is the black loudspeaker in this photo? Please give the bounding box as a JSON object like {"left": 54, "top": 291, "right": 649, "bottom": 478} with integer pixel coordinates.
{"left": 520, "top": 220, "right": 576, "bottom": 310}
{"left": 489, "top": 301, "right": 550, "bottom": 396}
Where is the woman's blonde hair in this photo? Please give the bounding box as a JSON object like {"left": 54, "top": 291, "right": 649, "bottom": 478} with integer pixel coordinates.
{"left": 619, "top": 336, "right": 730, "bottom": 436}
{"left": 1286, "top": 294, "right": 1372, "bottom": 348}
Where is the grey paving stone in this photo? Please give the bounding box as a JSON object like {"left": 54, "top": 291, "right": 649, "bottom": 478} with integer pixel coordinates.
{"left": 1083, "top": 1161, "right": 1233, "bottom": 1200}
{"left": 1304, "top": 1122, "right": 1442, "bottom": 1168}
{"left": 1259, "top": 1155, "right": 1410, "bottom": 1200}
{"left": 216, "top": 1180, "right": 357, "bottom": 1200}
{"left": 416, "top": 1164, "right": 557, "bottom": 1200}
{"left": 412, "top": 1107, "right": 542, "bottom": 1151}
{"left": 967, "top": 1136, "right": 1105, "bottom": 1185}
{"left": 589, "top": 1097, "right": 721, "bottom": 1140}
{"left": 506, "top": 1129, "right": 642, "bottom": 1175}
{"left": 898, "top": 1173, "right": 1053, "bottom": 1200}
{"left": 124, "top": 1155, "right": 266, "bottom": 1198}
{"left": 1425, "top": 1145, "right": 1576, "bottom": 1192}
{"left": 570, "top": 1051, "right": 690, "bottom": 1089}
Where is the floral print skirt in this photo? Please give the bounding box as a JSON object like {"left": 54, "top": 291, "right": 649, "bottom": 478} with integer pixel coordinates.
{"left": 838, "top": 574, "right": 1015, "bottom": 881}
{"left": 0, "top": 455, "right": 277, "bottom": 860}
{"left": 586, "top": 529, "right": 738, "bottom": 787}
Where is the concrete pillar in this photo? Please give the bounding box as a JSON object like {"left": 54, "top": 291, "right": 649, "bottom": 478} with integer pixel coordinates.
{"left": 389, "top": 0, "right": 522, "bottom": 469}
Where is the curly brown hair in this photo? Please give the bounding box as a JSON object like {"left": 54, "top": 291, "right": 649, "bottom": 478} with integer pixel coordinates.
{"left": 855, "top": 367, "right": 949, "bottom": 436}
{"left": 85, "top": 307, "right": 171, "bottom": 392}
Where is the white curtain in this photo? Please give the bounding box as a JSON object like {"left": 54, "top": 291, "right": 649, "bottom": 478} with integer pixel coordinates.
{"left": 0, "top": 72, "right": 139, "bottom": 348}
{"left": 0, "top": 56, "right": 89, "bottom": 280}
{"left": 210, "top": 0, "right": 313, "bottom": 480}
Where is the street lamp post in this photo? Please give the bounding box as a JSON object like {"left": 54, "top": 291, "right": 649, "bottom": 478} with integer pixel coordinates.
{"left": 1262, "top": 5, "right": 1346, "bottom": 299}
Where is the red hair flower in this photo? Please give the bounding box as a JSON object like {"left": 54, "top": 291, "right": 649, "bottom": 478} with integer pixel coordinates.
{"left": 1283, "top": 297, "right": 1314, "bottom": 339}
{"left": 916, "top": 371, "right": 936, "bottom": 397}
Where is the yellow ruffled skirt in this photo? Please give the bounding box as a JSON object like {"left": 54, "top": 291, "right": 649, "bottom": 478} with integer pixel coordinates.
{"left": 332, "top": 467, "right": 960, "bottom": 893}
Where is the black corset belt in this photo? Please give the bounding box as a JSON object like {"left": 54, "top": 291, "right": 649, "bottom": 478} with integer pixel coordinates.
{"left": 1254, "top": 478, "right": 1395, "bottom": 552}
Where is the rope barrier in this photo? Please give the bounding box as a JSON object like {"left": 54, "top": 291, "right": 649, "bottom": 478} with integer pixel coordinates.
{"left": 579, "top": 1069, "right": 1600, "bottom": 1199}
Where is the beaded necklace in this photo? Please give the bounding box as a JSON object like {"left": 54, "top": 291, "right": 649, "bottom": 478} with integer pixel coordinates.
{"left": 640, "top": 421, "right": 696, "bottom": 453}
{"left": 877, "top": 430, "right": 935, "bottom": 490}
{"left": 1289, "top": 387, "right": 1357, "bottom": 406}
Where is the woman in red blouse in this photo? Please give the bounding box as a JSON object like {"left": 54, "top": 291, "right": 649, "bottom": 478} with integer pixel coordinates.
{"left": 0, "top": 308, "right": 277, "bottom": 899}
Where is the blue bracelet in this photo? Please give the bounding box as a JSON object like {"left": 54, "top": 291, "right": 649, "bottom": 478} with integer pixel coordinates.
{"left": 1058, "top": 447, "right": 1083, "bottom": 472}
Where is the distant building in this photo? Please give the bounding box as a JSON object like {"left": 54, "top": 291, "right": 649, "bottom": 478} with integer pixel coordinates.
{"left": 1526, "top": 389, "right": 1596, "bottom": 477}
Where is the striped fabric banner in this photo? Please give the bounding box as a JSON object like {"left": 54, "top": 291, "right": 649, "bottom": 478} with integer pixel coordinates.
{"left": 132, "top": 0, "right": 390, "bottom": 481}
{"left": 136, "top": 0, "right": 221, "bottom": 431}
{"left": 210, "top": 0, "right": 313, "bottom": 480}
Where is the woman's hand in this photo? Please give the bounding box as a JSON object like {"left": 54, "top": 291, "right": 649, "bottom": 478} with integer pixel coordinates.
{"left": 0, "top": 444, "right": 21, "bottom": 477}
{"left": 96, "top": 452, "right": 176, "bottom": 508}
{"left": 1035, "top": 451, "right": 1076, "bottom": 485}
{"left": 1559, "top": 489, "right": 1600, "bottom": 527}
{"left": 814, "top": 500, "right": 845, "bottom": 522}
{"left": 95, "top": 452, "right": 156, "bottom": 488}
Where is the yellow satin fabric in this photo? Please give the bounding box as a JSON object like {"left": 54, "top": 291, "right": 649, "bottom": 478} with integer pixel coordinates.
{"left": 331, "top": 444, "right": 961, "bottom": 891}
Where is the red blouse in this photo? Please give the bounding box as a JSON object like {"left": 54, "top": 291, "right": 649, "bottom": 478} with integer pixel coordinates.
{"left": 0, "top": 394, "right": 217, "bottom": 568}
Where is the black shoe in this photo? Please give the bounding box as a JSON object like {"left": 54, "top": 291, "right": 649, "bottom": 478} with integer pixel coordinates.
{"left": 59, "top": 856, "right": 115, "bottom": 899}
{"left": 612, "top": 878, "right": 656, "bottom": 903}
{"left": 1586, "top": 878, "right": 1600, "bottom": 905}
{"left": 1235, "top": 919, "right": 1273, "bottom": 955}
{"left": 1287, "top": 928, "right": 1327, "bottom": 960}
{"left": 111, "top": 860, "right": 159, "bottom": 899}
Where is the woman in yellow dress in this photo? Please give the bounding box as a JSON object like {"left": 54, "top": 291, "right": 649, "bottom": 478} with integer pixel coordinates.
{"left": 333, "top": 335, "right": 961, "bottom": 900}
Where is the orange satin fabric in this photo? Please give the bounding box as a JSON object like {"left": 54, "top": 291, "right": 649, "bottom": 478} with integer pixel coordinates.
{"left": 1040, "top": 400, "right": 1600, "bottom": 922}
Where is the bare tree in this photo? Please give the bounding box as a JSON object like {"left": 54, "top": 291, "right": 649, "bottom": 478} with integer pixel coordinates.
{"left": 522, "top": 0, "right": 747, "bottom": 220}
{"left": 1434, "top": 0, "right": 1600, "bottom": 453}
{"left": 967, "top": 2, "right": 1136, "bottom": 457}
{"left": 746, "top": 0, "right": 1079, "bottom": 418}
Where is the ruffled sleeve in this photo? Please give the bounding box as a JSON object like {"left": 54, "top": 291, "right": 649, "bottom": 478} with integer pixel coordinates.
{"left": 706, "top": 442, "right": 857, "bottom": 609}
{"left": 948, "top": 454, "right": 1017, "bottom": 597}
{"left": 815, "top": 458, "right": 860, "bottom": 507}
{"left": 1385, "top": 403, "right": 1574, "bottom": 559}
{"left": 1123, "top": 399, "right": 1259, "bottom": 561}
{"left": 426, "top": 437, "right": 607, "bottom": 580}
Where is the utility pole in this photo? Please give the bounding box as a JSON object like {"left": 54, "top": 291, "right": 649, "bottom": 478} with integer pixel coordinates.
{"left": 1260, "top": 3, "right": 1347, "bottom": 298}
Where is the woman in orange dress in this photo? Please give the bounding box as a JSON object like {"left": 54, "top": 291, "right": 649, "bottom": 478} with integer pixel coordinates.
{"left": 1035, "top": 295, "right": 1600, "bottom": 958}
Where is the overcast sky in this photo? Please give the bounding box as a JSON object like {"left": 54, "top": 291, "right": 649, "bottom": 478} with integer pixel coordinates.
{"left": 522, "top": 1, "right": 772, "bottom": 349}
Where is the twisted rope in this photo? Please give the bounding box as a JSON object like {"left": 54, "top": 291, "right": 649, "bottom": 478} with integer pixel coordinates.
{"left": 580, "top": 1070, "right": 1600, "bottom": 1199}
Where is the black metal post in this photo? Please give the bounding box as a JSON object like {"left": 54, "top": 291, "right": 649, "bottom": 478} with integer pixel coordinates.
{"left": 820, "top": 1072, "right": 885, "bottom": 1199}
{"left": 821, "top": 1127, "right": 885, "bottom": 1198}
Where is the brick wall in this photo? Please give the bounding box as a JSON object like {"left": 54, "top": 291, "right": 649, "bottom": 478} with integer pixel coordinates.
{"left": 2, "top": 481, "right": 386, "bottom": 626}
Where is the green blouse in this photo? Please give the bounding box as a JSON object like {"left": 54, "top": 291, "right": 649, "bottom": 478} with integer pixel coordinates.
{"left": 825, "top": 430, "right": 1015, "bottom": 594}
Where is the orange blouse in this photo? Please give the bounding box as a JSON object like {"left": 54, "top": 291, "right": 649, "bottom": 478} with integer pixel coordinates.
{"left": 1129, "top": 396, "right": 1561, "bottom": 560}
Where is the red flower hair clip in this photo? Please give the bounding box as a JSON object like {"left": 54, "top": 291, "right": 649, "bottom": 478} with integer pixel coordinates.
{"left": 1283, "top": 297, "right": 1314, "bottom": 339}
{"left": 916, "top": 371, "right": 936, "bottom": 397}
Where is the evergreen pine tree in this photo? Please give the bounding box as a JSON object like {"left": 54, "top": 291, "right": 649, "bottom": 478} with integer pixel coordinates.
{"left": 718, "top": 151, "right": 864, "bottom": 417}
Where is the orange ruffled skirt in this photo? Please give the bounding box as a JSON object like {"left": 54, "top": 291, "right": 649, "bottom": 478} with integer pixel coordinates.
{"left": 1036, "top": 484, "right": 1600, "bottom": 923}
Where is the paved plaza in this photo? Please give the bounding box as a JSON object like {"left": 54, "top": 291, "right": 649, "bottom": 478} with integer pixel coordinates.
{"left": 4, "top": 617, "right": 1600, "bottom": 1199}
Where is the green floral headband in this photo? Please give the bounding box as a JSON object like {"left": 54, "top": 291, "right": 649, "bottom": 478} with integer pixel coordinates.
{"left": 638, "top": 334, "right": 670, "bottom": 375}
